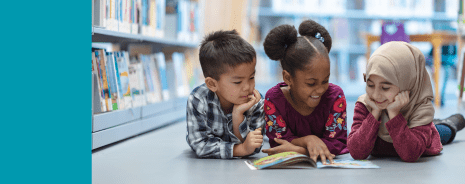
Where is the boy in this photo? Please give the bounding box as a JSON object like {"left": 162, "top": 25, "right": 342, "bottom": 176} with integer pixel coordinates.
{"left": 186, "top": 30, "right": 265, "bottom": 159}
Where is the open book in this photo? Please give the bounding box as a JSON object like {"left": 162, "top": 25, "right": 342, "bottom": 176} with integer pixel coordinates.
{"left": 245, "top": 152, "right": 380, "bottom": 170}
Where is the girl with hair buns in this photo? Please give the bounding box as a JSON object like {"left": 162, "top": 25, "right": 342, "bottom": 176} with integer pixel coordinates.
{"left": 261, "top": 20, "right": 348, "bottom": 164}
{"left": 347, "top": 41, "right": 465, "bottom": 162}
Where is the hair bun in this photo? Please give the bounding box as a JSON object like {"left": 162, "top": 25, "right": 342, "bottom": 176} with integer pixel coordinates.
{"left": 263, "top": 25, "right": 298, "bottom": 61}
{"left": 298, "top": 20, "right": 332, "bottom": 52}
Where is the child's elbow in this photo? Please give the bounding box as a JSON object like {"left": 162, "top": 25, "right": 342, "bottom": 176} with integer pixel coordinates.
{"left": 349, "top": 151, "right": 369, "bottom": 160}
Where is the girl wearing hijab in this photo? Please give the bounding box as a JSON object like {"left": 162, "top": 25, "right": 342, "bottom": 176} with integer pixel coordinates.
{"left": 347, "top": 41, "right": 465, "bottom": 162}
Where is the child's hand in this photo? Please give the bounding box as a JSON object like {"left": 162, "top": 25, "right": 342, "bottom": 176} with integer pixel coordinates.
{"left": 386, "top": 91, "right": 409, "bottom": 119}
{"left": 364, "top": 95, "right": 381, "bottom": 120}
{"left": 364, "top": 95, "right": 380, "bottom": 112}
{"left": 233, "top": 89, "right": 261, "bottom": 116}
{"left": 243, "top": 128, "right": 263, "bottom": 154}
{"left": 305, "top": 135, "right": 335, "bottom": 165}
{"left": 262, "top": 138, "right": 298, "bottom": 156}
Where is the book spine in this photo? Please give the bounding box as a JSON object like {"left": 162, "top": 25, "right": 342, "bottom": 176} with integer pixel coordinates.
{"left": 155, "top": 0, "right": 165, "bottom": 38}
{"left": 106, "top": 52, "right": 119, "bottom": 110}
{"left": 172, "top": 52, "right": 186, "bottom": 97}
{"left": 156, "top": 53, "right": 170, "bottom": 100}
{"left": 114, "top": 52, "right": 125, "bottom": 109}
{"left": 149, "top": 0, "right": 156, "bottom": 37}
{"left": 99, "top": 50, "right": 112, "bottom": 111}
{"left": 95, "top": 51, "right": 107, "bottom": 112}
{"left": 149, "top": 54, "right": 162, "bottom": 102}
{"left": 120, "top": 52, "right": 133, "bottom": 108}
{"left": 93, "top": 52, "right": 105, "bottom": 112}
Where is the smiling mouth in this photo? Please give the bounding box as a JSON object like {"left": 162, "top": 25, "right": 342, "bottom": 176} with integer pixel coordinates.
{"left": 311, "top": 96, "right": 320, "bottom": 99}
{"left": 375, "top": 100, "right": 387, "bottom": 104}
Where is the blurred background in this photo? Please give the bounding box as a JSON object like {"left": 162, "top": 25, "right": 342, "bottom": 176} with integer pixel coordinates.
{"left": 91, "top": 0, "right": 465, "bottom": 150}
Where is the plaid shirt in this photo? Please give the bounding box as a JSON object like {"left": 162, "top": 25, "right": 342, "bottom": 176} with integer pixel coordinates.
{"left": 186, "top": 83, "right": 265, "bottom": 159}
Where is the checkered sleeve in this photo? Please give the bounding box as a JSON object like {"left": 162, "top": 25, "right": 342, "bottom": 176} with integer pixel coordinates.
{"left": 186, "top": 94, "right": 235, "bottom": 159}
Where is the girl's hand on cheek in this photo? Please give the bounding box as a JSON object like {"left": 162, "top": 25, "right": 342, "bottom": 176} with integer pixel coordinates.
{"left": 386, "top": 91, "right": 410, "bottom": 119}
{"left": 364, "top": 95, "right": 380, "bottom": 111}
{"left": 364, "top": 95, "right": 382, "bottom": 120}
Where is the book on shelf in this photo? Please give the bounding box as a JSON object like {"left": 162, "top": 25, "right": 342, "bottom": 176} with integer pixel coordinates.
{"left": 245, "top": 152, "right": 380, "bottom": 170}
{"left": 172, "top": 52, "right": 189, "bottom": 97}
{"left": 154, "top": 53, "right": 170, "bottom": 100}
{"left": 128, "top": 58, "right": 148, "bottom": 107}
{"left": 155, "top": 0, "right": 166, "bottom": 37}
{"left": 176, "top": 0, "right": 190, "bottom": 42}
{"left": 93, "top": 0, "right": 107, "bottom": 28}
{"left": 92, "top": 53, "right": 106, "bottom": 112}
{"left": 140, "top": 54, "right": 163, "bottom": 103}
{"left": 140, "top": 0, "right": 165, "bottom": 37}
{"left": 96, "top": 50, "right": 113, "bottom": 111}
{"left": 106, "top": 52, "right": 120, "bottom": 110}
{"left": 116, "top": 52, "right": 134, "bottom": 109}
{"left": 93, "top": 0, "right": 201, "bottom": 41}
{"left": 92, "top": 48, "right": 201, "bottom": 113}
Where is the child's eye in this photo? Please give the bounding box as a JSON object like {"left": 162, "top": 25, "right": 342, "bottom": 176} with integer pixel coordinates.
{"left": 307, "top": 83, "right": 315, "bottom": 87}
{"left": 234, "top": 81, "right": 241, "bottom": 84}
{"left": 367, "top": 84, "right": 374, "bottom": 88}
{"left": 322, "top": 80, "right": 329, "bottom": 84}
{"left": 382, "top": 87, "right": 390, "bottom": 91}
{"left": 250, "top": 76, "right": 255, "bottom": 80}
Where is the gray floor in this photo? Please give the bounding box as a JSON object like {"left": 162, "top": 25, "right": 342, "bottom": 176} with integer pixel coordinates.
{"left": 93, "top": 81, "right": 465, "bottom": 184}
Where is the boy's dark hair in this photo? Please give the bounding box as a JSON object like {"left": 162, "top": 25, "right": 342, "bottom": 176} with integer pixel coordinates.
{"left": 199, "top": 30, "right": 256, "bottom": 80}
{"left": 263, "top": 19, "right": 332, "bottom": 76}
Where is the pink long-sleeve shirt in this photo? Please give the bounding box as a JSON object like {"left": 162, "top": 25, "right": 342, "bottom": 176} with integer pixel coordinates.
{"left": 347, "top": 102, "right": 443, "bottom": 162}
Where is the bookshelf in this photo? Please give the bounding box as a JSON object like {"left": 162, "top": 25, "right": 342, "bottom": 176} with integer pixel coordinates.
{"left": 91, "top": 0, "right": 202, "bottom": 150}
{"left": 92, "top": 27, "right": 199, "bottom": 48}
{"left": 258, "top": 8, "right": 456, "bottom": 21}
{"left": 256, "top": 0, "right": 459, "bottom": 83}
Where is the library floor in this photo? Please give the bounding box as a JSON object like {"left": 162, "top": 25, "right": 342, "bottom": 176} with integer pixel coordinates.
{"left": 92, "top": 81, "right": 465, "bottom": 184}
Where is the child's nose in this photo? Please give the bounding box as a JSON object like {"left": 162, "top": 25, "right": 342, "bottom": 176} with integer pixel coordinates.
{"left": 243, "top": 82, "right": 250, "bottom": 91}
{"left": 316, "top": 85, "right": 325, "bottom": 94}
{"left": 373, "top": 88, "right": 382, "bottom": 99}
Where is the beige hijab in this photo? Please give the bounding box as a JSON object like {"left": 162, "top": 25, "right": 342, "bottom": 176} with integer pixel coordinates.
{"left": 357, "top": 41, "right": 434, "bottom": 143}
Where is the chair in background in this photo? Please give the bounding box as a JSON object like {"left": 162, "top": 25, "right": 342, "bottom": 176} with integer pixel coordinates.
{"left": 380, "top": 21, "right": 410, "bottom": 44}
{"left": 426, "top": 45, "right": 458, "bottom": 106}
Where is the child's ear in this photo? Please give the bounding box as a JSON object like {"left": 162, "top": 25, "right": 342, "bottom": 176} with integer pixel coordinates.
{"left": 205, "top": 77, "right": 219, "bottom": 92}
{"left": 363, "top": 73, "right": 367, "bottom": 82}
{"left": 282, "top": 70, "right": 292, "bottom": 86}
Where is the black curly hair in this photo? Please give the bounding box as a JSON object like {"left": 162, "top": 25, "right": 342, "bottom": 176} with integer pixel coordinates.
{"left": 199, "top": 29, "right": 256, "bottom": 80}
{"left": 263, "top": 19, "right": 332, "bottom": 76}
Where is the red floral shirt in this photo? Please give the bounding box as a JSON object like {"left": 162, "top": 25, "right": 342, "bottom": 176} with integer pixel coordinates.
{"left": 264, "top": 82, "right": 349, "bottom": 155}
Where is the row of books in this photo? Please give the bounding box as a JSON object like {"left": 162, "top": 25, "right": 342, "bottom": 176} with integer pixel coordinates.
{"left": 92, "top": 0, "right": 200, "bottom": 42}
{"left": 270, "top": 0, "right": 457, "bottom": 18}
{"left": 271, "top": 0, "right": 347, "bottom": 15}
{"left": 91, "top": 49, "right": 195, "bottom": 113}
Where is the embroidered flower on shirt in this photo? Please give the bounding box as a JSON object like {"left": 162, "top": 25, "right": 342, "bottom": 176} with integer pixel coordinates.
{"left": 267, "top": 120, "right": 274, "bottom": 128}
{"left": 276, "top": 115, "right": 286, "bottom": 127}
{"left": 275, "top": 132, "right": 282, "bottom": 139}
{"left": 329, "top": 131, "right": 336, "bottom": 138}
{"left": 337, "top": 118, "right": 344, "bottom": 125}
{"left": 264, "top": 99, "right": 276, "bottom": 115}
{"left": 342, "top": 112, "right": 346, "bottom": 119}
{"left": 333, "top": 95, "right": 346, "bottom": 113}
{"left": 326, "top": 114, "right": 334, "bottom": 127}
